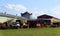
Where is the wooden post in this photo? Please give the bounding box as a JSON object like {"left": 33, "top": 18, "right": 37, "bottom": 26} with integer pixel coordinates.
{"left": 27, "top": 23, "right": 29, "bottom": 29}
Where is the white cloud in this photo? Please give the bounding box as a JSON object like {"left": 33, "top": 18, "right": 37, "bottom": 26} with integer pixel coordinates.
{"left": 51, "top": 6, "right": 60, "bottom": 15}
{"left": 50, "top": 6, "right": 60, "bottom": 18}
{"left": 31, "top": 6, "right": 60, "bottom": 19}
{"left": 14, "top": 4, "right": 27, "bottom": 12}
{"left": 31, "top": 8, "right": 47, "bottom": 19}
{"left": 4, "top": 4, "right": 27, "bottom": 12}
{"left": 5, "top": 4, "right": 15, "bottom": 9}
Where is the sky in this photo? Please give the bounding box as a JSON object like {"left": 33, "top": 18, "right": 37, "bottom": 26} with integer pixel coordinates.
{"left": 0, "top": 0, "right": 60, "bottom": 19}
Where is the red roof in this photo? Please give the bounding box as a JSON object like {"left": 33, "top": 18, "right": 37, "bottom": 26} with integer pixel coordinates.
{"left": 37, "top": 14, "right": 54, "bottom": 19}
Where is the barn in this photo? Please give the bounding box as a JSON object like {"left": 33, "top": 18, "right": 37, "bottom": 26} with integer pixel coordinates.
{"left": 27, "top": 14, "right": 60, "bottom": 28}
{"left": 37, "top": 14, "right": 60, "bottom": 27}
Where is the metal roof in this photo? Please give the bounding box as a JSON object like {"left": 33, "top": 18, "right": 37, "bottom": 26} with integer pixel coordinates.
{"left": 0, "top": 12, "right": 25, "bottom": 23}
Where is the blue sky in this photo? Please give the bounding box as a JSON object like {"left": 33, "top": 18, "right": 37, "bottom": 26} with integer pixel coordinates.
{"left": 0, "top": 0, "right": 60, "bottom": 19}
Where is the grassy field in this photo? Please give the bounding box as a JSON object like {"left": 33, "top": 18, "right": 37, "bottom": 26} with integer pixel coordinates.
{"left": 0, "top": 28, "right": 60, "bottom": 36}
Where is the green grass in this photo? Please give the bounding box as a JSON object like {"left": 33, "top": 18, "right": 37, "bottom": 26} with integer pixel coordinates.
{"left": 0, "top": 28, "right": 60, "bottom": 36}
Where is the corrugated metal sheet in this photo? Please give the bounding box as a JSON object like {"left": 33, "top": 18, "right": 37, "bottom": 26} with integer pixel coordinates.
{"left": 51, "top": 18, "right": 60, "bottom": 23}
{"left": 0, "top": 16, "right": 13, "bottom": 23}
